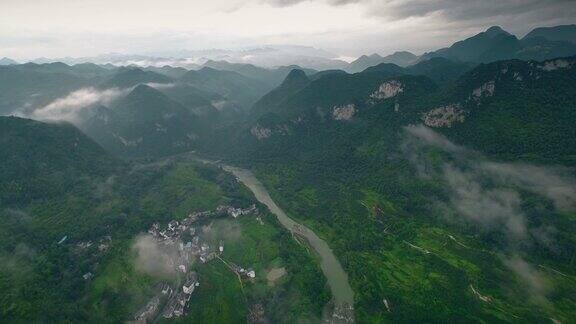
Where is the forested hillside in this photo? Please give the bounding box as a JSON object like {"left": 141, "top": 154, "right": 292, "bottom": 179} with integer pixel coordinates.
{"left": 213, "top": 56, "right": 576, "bottom": 322}
{"left": 0, "top": 117, "right": 328, "bottom": 322}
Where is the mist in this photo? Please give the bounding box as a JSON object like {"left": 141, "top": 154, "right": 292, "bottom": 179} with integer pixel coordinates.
{"left": 132, "top": 234, "right": 182, "bottom": 278}
{"left": 403, "top": 124, "right": 576, "bottom": 302}
{"left": 30, "top": 87, "right": 128, "bottom": 124}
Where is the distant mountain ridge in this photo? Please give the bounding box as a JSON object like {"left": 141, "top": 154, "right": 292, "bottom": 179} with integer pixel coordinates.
{"left": 347, "top": 51, "right": 418, "bottom": 73}
{"left": 420, "top": 25, "right": 576, "bottom": 64}
{"left": 523, "top": 24, "right": 576, "bottom": 43}
{"left": 0, "top": 57, "right": 18, "bottom": 65}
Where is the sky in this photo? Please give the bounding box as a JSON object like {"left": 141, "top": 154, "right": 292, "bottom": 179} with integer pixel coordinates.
{"left": 1, "top": 0, "right": 575, "bottom": 60}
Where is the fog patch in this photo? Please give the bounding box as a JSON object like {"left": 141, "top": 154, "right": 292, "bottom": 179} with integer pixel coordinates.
{"left": 200, "top": 219, "right": 242, "bottom": 243}
{"left": 93, "top": 175, "right": 117, "bottom": 199}
{"left": 403, "top": 124, "right": 576, "bottom": 303}
{"left": 481, "top": 162, "right": 576, "bottom": 212}
{"left": 504, "top": 255, "right": 551, "bottom": 305}
{"left": 442, "top": 164, "right": 528, "bottom": 239}
{"left": 145, "top": 82, "right": 176, "bottom": 89}
{"left": 132, "top": 234, "right": 181, "bottom": 278}
{"left": 30, "top": 87, "right": 128, "bottom": 124}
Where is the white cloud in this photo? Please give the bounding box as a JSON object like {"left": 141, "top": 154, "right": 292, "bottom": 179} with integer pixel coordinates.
{"left": 3, "top": 0, "right": 573, "bottom": 60}
{"left": 403, "top": 124, "right": 576, "bottom": 241}
{"left": 30, "top": 87, "right": 128, "bottom": 124}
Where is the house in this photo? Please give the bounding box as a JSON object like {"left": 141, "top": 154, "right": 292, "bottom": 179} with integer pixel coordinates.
{"left": 134, "top": 296, "right": 160, "bottom": 321}
{"left": 247, "top": 269, "right": 256, "bottom": 279}
{"left": 183, "top": 273, "right": 198, "bottom": 294}
{"left": 168, "top": 220, "right": 179, "bottom": 231}
{"left": 83, "top": 272, "right": 94, "bottom": 280}
{"left": 161, "top": 283, "right": 173, "bottom": 296}
{"left": 162, "top": 299, "right": 177, "bottom": 319}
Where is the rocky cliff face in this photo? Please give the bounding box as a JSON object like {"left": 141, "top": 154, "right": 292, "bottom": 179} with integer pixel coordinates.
{"left": 370, "top": 80, "right": 404, "bottom": 100}
{"left": 332, "top": 104, "right": 357, "bottom": 121}
{"left": 538, "top": 58, "right": 574, "bottom": 71}
{"left": 472, "top": 81, "right": 495, "bottom": 98}
{"left": 423, "top": 104, "right": 465, "bottom": 128}
{"left": 250, "top": 125, "right": 272, "bottom": 139}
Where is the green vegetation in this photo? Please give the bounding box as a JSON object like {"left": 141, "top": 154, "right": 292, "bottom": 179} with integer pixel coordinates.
{"left": 180, "top": 214, "right": 329, "bottom": 323}
{"left": 218, "top": 56, "right": 576, "bottom": 322}
{"left": 0, "top": 117, "right": 328, "bottom": 322}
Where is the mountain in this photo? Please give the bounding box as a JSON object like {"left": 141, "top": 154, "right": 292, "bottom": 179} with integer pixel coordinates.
{"left": 421, "top": 26, "right": 513, "bottom": 62}
{"left": 243, "top": 55, "right": 576, "bottom": 163}
{"left": 0, "top": 116, "right": 117, "bottom": 205}
{"left": 221, "top": 55, "right": 576, "bottom": 322}
{"left": 347, "top": 51, "right": 418, "bottom": 73}
{"left": 144, "top": 65, "right": 190, "bottom": 79}
{"left": 153, "top": 83, "right": 220, "bottom": 116}
{"left": 0, "top": 57, "right": 18, "bottom": 65}
{"left": 0, "top": 63, "right": 101, "bottom": 115}
{"left": 247, "top": 58, "right": 474, "bottom": 134}
{"left": 81, "top": 84, "right": 202, "bottom": 157}
{"left": 347, "top": 54, "right": 386, "bottom": 73}
{"left": 362, "top": 57, "right": 474, "bottom": 85}
{"left": 524, "top": 24, "right": 576, "bottom": 43}
{"left": 100, "top": 67, "right": 172, "bottom": 88}
{"left": 202, "top": 60, "right": 316, "bottom": 88}
{"left": 406, "top": 57, "right": 476, "bottom": 84}
{"left": 421, "top": 25, "right": 576, "bottom": 64}
{"left": 249, "top": 69, "right": 311, "bottom": 119}
{"left": 180, "top": 67, "right": 271, "bottom": 110}
{"left": 240, "top": 65, "right": 434, "bottom": 146}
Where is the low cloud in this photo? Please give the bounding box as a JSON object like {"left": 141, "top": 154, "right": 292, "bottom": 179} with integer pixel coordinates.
{"left": 145, "top": 82, "right": 176, "bottom": 89}
{"left": 404, "top": 125, "right": 576, "bottom": 218}
{"left": 504, "top": 255, "right": 551, "bottom": 305}
{"left": 442, "top": 164, "right": 528, "bottom": 239}
{"left": 132, "top": 234, "right": 182, "bottom": 278}
{"left": 403, "top": 124, "right": 576, "bottom": 303}
{"left": 30, "top": 87, "right": 128, "bottom": 124}
{"left": 200, "top": 219, "right": 242, "bottom": 243}
{"left": 482, "top": 162, "right": 576, "bottom": 211}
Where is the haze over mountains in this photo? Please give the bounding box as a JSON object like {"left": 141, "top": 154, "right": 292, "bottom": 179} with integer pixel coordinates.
{"left": 2, "top": 18, "right": 576, "bottom": 323}
{"left": 5, "top": 25, "right": 575, "bottom": 72}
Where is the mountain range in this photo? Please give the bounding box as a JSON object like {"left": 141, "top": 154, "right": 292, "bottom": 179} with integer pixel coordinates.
{"left": 2, "top": 23, "right": 576, "bottom": 323}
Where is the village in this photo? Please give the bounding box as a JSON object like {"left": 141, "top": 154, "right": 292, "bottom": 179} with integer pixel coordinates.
{"left": 132, "top": 203, "right": 259, "bottom": 322}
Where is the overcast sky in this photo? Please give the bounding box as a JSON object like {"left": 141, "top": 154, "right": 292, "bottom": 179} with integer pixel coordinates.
{"left": 1, "top": 0, "right": 575, "bottom": 60}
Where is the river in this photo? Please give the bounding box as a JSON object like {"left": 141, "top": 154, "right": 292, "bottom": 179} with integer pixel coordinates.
{"left": 220, "top": 165, "right": 355, "bottom": 321}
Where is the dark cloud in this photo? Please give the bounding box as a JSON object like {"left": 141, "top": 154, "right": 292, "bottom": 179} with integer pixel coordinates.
{"left": 375, "top": 0, "right": 575, "bottom": 21}
{"left": 261, "top": 0, "right": 576, "bottom": 34}
{"left": 263, "top": 0, "right": 359, "bottom": 7}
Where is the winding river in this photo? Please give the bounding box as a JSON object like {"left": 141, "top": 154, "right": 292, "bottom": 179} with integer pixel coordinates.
{"left": 221, "top": 165, "right": 355, "bottom": 318}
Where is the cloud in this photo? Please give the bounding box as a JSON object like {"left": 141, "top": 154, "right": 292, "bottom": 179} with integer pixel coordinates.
{"left": 132, "top": 234, "right": 182, "bottom": 278}
{"left": 372, "top": 0, "right": 576, "bottom": 22}
{"left": 260, "top": 0, "right": 576, "bottom": 25}
{"left": 504, "top": 255, "right": 551, "bottom": 304}
{"left": 404, "top": 124, "right": 466, "bottom": 154}
{"left": 402, "top": 124, "right": 576, "bottom": 304}
{"left": 403, "top": 124, "right": 576, "bottom": 242}
{"left": 2, "top": 0, "right": 574, "bottom": 60}
{"left": 30, "top": 87, "right": 128, "bottom": 124}
{"left": 442, "top": 164, "right": 528, "bottom": 238}
{"left": 145, "top": 82, "right": 176, "bottom": 89}
{"left": 262, "top": 0, "right": 359, "bottom": 7}
{"left": 481, "top": 162, "right": 576, "bottom": 211}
